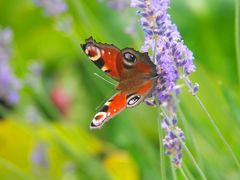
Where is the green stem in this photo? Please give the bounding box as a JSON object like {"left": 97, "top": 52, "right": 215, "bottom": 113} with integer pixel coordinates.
{"left": 183, "top": 162, "right": 195, "bottom": 180}
{"left": 179, "top": 167, "right": 189, "bottom": 180}
{"left": 173, "top": 94, "right": 203, "bottom": 168}
{"left": 179, "top": 139, "right": 207, "bottom": 180}
{"left": 182, "top": 77, "right": 240, "bottom": 170}
{"left": 156, "top": 98, "right": 167, "bottom": 180}
{"left": 170, "top": 159, "right": 177, "bottom": 180}
{"left": 235, "top": 0, "right": 240, "bottom": 84}
{"left": 195, "top": 95, "right": 240, "bottom": 170}
{"left": 152, "top": 30, "right": 166, "bottom": 179}
{"left": 177, "top": 106, "right": 204, "bottom": 169}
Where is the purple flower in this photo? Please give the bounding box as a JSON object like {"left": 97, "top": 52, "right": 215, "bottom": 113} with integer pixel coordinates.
{"left": 185, "top": 78, "right": 199, "bottom": 95}
{"left": 124, "top": 20, "right": 138, "bottom": 36}
{"left": 26, "top": 62, "right": 43, "bottom": 88}
{"left": 132, "top": 0, "right": 197, "bottom": 167}
{"left": 131, "top": 0, "right": 195, "bottom": 104}
{"left": 55, "top": 16, "right": 73, "bottom": 33}
{"left": 33, "top": 0, "right": 67, "bottom": 16}
{"left": 0, "top": 28, "right": 12, "bottom": 61}
{"left": 99, "top": 0, "right": 131, "bottom": 10}
{"left": 29, "top": 62, "right": 43, "bottom": 76}
{"left": 0, "top": 28, "right": 21, "bottom": 106}
{"left": 30, "top": 142, "right": 49, "bottom": 167}
{"left": 62, "top": 162, "right": 75, "bottom": 174}
{"left": 161, "top": 118, "right": 185, "bottom": 167}
{"left": 108, "top": 0, "right": 130, "bottom": 10}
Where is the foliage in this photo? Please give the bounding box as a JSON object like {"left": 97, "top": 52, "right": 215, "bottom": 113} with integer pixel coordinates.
{"left": 0, "top": 0, "right": 239, "bottom": 179}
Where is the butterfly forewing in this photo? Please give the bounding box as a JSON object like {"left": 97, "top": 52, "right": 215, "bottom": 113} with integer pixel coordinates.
{"left": 81, "top": 37, "right": 123, "bottom": 81}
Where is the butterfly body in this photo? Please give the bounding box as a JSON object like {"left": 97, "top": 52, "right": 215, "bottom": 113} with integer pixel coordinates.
{"left": 81, "top": 37, "right": 157, "bottom": 129}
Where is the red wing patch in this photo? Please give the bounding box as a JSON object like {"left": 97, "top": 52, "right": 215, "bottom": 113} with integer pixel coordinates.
{"left": 125, "top": 80, "right": 156, "bottom": 108}
{"left": 90, "top": 80, "right": 156, "bottom": 129}
{"left": 90, "top": 92, "right": 127, "bottom": 129}
{"left": 120, "top": 48, "right": 157, "bottom": 78}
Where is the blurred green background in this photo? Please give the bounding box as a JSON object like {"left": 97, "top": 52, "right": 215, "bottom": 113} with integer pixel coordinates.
{"left": 0, "top": 0, "right": 240, "bottom": 179}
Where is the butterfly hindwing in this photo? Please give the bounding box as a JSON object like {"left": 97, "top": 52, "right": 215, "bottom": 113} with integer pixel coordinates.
{"left": 90, "top": 92, "right": 127, "bottom": 129}
{"left": 90, "top": 79, "right": 156, "bottom": 129}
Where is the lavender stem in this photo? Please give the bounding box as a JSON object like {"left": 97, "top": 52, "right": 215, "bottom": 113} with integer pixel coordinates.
{"left": 179, "top": 166, "right": 189, "bottom": 180}
{"left": 235, "top": 0, "right": 240, "bottom": 84}
{"left": 182, "top": 76, "right": 240, "bottom": 171}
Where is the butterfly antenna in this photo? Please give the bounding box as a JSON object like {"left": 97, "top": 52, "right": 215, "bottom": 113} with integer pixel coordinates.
{"left": 95, "top": 100, "right": 104, "bottom": 110}
{"left": 95, "top": 89, "right": 115, "bottom": 110}
{"left": 93, "top": 73, "right": 115, "bottom": 86}
{"left": 95, "top": 97, "right": 108, "bottom": 110}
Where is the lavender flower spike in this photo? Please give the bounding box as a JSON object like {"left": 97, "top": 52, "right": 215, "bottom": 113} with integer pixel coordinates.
{"left": 0, "top": 28, "right": 21, "bottom": 106}
{"left": 131, "top": 0, "right": 195, "bottom": 104}
{"left": 30, "top": 142, "right": 49, "bottom": 167}
{"left": 33, "top": 0, "right": 68, "bottom": 16}
{"left": 132, "top": 0, "right": 196, "bottom": 167}
{"left": 162, "top": 118, "right": 185, "bottom": 167}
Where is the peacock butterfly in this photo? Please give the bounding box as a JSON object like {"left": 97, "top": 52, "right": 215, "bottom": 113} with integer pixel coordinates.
{"left": 81, "top": 37, "right": 157, "bottom": 129}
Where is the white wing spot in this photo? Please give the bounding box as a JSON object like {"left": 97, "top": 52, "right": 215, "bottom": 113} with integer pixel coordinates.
{"left": 107, "top": 112, "right": 111, "bottom": 116}
{"left": 101, "top": 50, "right": 105, "bottom": 55}
{"left": 92, "top": 112, "right": 107, "bottom": 126}
{"left": 102, "top": 66, "right": 108, "bottom": 71}
{"left": 113, "top": 109, "right": 116, "bottom": 112}
{"left": 88, "top": 46, "right": 93, "bottom": 51}
{"left": 87, "top": 46, "right": 101, "bottom": 61}
{"left": 105, "top": 101, "right": 111, "bottom": 106}
{"left": 108, "top": 52, "right": 111, "bottom": 55}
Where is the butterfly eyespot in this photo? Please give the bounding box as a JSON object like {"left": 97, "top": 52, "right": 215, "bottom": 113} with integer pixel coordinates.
{"left": 85, "top": 45, "right": 101, "bottom": 61}
{"left": 123, "top": 52, "right": 137, "bottom": 66}
{"left": 127, "top": 94, "right": 141, "bottom": 107}
{"left": 90, "top": 112, "right": 107, "bottom": 129}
